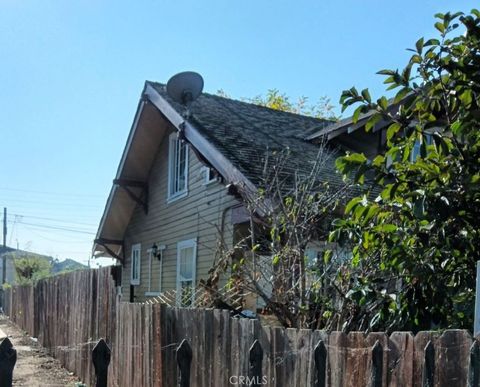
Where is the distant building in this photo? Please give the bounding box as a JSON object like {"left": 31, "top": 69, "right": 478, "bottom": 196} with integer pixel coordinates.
{"left": 0, "top": 247, "right": 17, "bottom": 285}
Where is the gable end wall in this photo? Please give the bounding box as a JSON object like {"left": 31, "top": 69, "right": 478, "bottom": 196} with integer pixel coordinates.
{"left": 121, "top": 126, "right": 240, "bottom": 302}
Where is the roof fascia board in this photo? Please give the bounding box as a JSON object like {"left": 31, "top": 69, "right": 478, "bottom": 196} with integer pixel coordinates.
{"left": 93, "top": 184, "right": 118, "bottom": 242}
{"left": 93, "top": 96, "right": 147, "bottom": 257}
{"left": 309, "top": 112, "right": 393, "bottom": 141}
{"left": 115, "top": 98, "right": 147, "bottom": 179}
{"left": 307, "top": 99, "right": 405, "bottom": 142}
{"left": 92, "top": 186, "right": 120, "bottom": 258}
{"left": 144, "top": 83, "right": 258, "bottom": 199}
{"left": 307, "top": 114, "right": 371, "bottom": 141}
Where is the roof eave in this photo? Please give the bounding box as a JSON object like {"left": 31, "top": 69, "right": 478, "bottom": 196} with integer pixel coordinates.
{"left": 306, "top": 96, "right": 408, "bottom": 142}
{"left": 92, "top": 91, "right": 148, "bottom": 259}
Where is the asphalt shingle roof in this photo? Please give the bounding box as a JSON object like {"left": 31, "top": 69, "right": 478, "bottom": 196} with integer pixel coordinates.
{"left": 148, "top": 82, "right": 346, "bottom": 192}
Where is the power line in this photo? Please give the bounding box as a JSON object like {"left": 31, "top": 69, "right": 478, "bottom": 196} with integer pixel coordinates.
{"left": 9, "top": 220, "right": 96, "bottom": 235}
{"left": 0, "top": 197, "right": 103, "bottom": 209}
{"left": 10, "top": 212, "right": 97, "bottom": 227}
{"left": 3, "top": 207, "right": 102, "bottom": 218}
{"left": 21, "top": 223, "right": 93, "bottom": 244}
{"left": 9, "top": 214, "right": 20, "bottom": 246}
{"left": 0, "top": 187, "right": 105, "bottom": 198}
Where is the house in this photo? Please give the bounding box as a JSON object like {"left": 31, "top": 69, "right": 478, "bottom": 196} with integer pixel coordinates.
{"left": 0, "top": 247, "right": 76, "bottom": 286}
{"left": 92, "top": 77, "right": 388, "bottom": 304}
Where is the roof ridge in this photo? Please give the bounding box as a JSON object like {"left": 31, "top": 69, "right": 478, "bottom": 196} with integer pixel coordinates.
{"left": 145, "top": 80, "right": 333, "bottom": 124}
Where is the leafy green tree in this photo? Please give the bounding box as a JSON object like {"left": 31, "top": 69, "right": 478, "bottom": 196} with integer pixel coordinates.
{"left": 247, "top": 89, "right": 337, "bottom": 119}
{"left": 331, "top": 10, "right": 480, "bottom": 331}
{"left": 217, "top": 89, "right": 337, "bottom": 120}
{"left": 14, "top": 254, "right": 52, "bottom": 285}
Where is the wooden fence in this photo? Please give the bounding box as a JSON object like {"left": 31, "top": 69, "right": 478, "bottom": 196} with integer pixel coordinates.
{"left": 3, "top": 267, "right": 480, "bottom": 386}
{"left": 4, "top": 268, "right": 117, "bottom": 386}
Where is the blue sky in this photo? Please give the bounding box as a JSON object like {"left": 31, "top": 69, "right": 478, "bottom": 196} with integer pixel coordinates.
{"left": 0, "top": 0, "right": 476, "bottom": 266}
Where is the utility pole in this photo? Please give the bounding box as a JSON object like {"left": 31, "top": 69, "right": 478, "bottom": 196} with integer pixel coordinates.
{"left": 2, "top": 208, "right": 5, "bottom": 247}
{"left": 1, "top": 207, "right": 6, "bottom": 311}
{"left": 2, "top": 207, "right": 6, "bottom": 285}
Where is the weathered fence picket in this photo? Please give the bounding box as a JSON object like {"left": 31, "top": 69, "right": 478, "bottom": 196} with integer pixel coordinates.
{"left": 248, "top": 340, "right": 263, "bottom": 387}
{"left": 422, "top": 341, "right": 435, "bottom": 387}
{"left": 177, "top": 339, "right": 192, "bottom": 387}
{"left": 469, "top": 340, "right": 480, "bottom": 387}
{"left": 371, "top": 340, "right": 383, "bottom": 387}
{"left": 92, "top": 339, "right": 111, "bottom": 387}
{"left": 314, "top": 340, "right": 327, "bottom": 387}
{"left": 0, "top": 337, "right": 16, "bottom": 387}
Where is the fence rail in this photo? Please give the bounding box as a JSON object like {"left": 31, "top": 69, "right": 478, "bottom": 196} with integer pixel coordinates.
{"left": 3, "top": 267, "right": 479, "bottom": 386}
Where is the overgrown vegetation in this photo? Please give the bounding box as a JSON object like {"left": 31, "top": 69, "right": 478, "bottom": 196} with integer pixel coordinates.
{"left": 212, "top": 9, "right": 480, "bottom": 333}
{"left": 14, "top": 254, "right": 52, "bottom": 285}
{"left": 7, "top": 251, "right": 88, "bottom": 285}
{"left": 215, "top": 145, "right": 350, "bottom": 328}
{"left": 331, "top": 9, "right": 480, "bottom": 331}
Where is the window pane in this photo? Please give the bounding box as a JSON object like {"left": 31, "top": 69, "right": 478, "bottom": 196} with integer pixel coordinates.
{"left": 134, "top": 250, "right": 139, "bottom": 279}
{"left": 136, "top": 253, "right": 139, "bottom": 279}
{"left": 169, "top": 136, "right": 188, "bottom": 196}
{"left": 411, "top": 141, "right": 421, "bottom": 161}
{"left": 180, "top": 247, "right": 193, "bottom": 279}
{"left": 175, "top": 139, "right": 180, "bottom": 192}
{"left": 131, "top": 247, "right": 140, "bottom": 283}
{"left": 178, "top": 141, "right": 186, "bottom": 191}
{"left": 208, "top": 168, "right": 215, "bottom": 181}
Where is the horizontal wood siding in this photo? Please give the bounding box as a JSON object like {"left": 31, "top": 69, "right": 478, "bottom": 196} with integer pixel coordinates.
{"left": 121, "top": 125, "right": 239, "bottom": 301}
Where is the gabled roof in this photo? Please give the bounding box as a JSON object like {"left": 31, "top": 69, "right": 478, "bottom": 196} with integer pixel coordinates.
{"left": 148, "top": 82, "right": 340, "bottom": 188}
{"left": 93, "top": 81, "right": 345, "bottom": 259}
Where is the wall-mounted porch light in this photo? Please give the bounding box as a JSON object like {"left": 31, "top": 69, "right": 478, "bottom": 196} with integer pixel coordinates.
{"left": 151, "top": 243, "right": 166, "bottom": 261}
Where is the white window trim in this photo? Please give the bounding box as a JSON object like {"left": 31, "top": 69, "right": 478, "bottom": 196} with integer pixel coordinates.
{"left": 201, "top": 166, "right": 219, "bottom": 186}
{"left": 176, "top": 238, "right": 197, "bottom": 306}
{"left": 410, "top": 133, "right": 433, "bottom": 162}
{"left": 145, "top": 247, "right": 163, "bottom": 297}
{"left": 145, "top": 292, "right": 161, "bottom": 297}
{"left": 130, "top": 243, "right": 141, "bottom": 285}
{"left": 167, "top": 132, "right": 189, "bottom": 203}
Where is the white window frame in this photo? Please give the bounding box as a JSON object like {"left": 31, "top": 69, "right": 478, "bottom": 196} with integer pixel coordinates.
{"left": 201, "top": 166, "right": 218, "bottom": 186}
{"left": 176, "top": 238, "right": 197, "bottom": 307}
{"left": 410, "top": 133, "right": 433, "bottom": 162}
{"left": 167, "top": 132, "right": 189, "bottom": 202}
{"left": 145, "top": 247, "right": 163, "bottom": 297}
{"left": 305, "top": 241, "right": 352, "bottom": 267}
{"left": 130, "top": 243, "right": 141, "bottom": 285}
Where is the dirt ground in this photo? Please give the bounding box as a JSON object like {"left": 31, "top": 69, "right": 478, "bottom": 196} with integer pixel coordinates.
{"left": 0, "top": 315, "right": 83, "bottom": 387}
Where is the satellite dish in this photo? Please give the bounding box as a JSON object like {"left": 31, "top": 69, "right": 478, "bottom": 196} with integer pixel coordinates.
{"left": 166, "top": 71, "right": 204, "bottom": 106}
